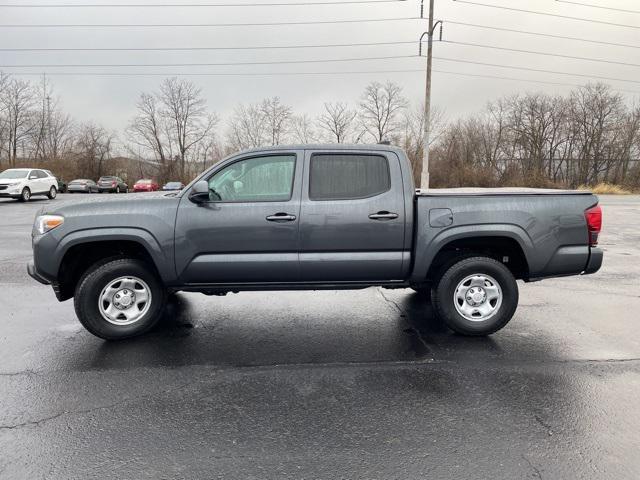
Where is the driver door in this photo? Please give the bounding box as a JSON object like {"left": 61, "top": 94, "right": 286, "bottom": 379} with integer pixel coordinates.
{"left": 175, "top": 150, "right": 303, "bottom": 284}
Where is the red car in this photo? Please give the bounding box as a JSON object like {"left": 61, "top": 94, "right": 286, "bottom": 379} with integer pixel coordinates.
{"left": 133, "top": 179, "right": 159, "bottom": 192}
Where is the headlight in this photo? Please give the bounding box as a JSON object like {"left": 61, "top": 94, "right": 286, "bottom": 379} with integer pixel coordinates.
{"left": 4, "top": 182, "right": 19, "bottom": 187}
{"left": 35, "top": 215, "right": 64, "bottom": 235}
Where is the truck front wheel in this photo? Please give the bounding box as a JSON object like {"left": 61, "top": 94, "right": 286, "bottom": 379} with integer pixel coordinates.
{"left": 74, "top": 258, "right": 166, "bottom": 340}
{"left": 432, "top": 256, "right": 518, "bottom": 336}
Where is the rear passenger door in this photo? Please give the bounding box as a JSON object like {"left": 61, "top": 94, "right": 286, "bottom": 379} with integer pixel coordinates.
{"left": 33, "top": 170, "right": 49, "bottom": 193}
{"left": 299, "top": 149, "right": 406, "bottom": 281}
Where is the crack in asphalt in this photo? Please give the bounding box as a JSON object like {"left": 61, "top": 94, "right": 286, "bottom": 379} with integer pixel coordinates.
{"left": 522, "top": 454, "right": 543, "bottom": 479}
{"left": 534, "top": 415, "right": 553, "bottom": 436}
{"left": 0, "top": 369, "right": 40, "bottom": 377}
{"left": 0, "top": 382, "right": 192, "bottom": 431}
{"left": 2, "top": 357, "right": 640, "bottom": 379}
{"left": 377, "top": 288, "right": 433, "bottom": 357}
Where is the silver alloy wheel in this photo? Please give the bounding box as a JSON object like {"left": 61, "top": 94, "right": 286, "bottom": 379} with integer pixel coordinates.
{"left": 453, "top": 274, "right": 503, "bottom": 322}
{"left": 49, "top": 186, "right": 57, "bottom": 198}
{"left": 98, "top": 276, "right": 152, "bottom": 326}
{"left": 22, "top": 188, "right": 30, "bottom": 201}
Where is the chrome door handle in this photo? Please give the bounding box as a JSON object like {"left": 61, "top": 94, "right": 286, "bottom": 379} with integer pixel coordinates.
{"left": 266, "top": 213, "right": 297, "bottom": 222}
{"left": 369, "top": 211, "right": 399, "bottom": 220}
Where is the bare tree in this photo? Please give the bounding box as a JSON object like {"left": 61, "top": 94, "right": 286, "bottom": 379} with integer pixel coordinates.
{"left": 358, "top": 81, "right": 408, "bottom": 143}
{"left": 317, "top": 102, "right": 357, "bottom": 143}
{"left": 260, "top": 96, "right": 292, "bottom": 146}
{"left": 126, "top": 78, "right": 217, "bottom": 182}
{"left": 127, "top": 93, "right": 171, "bottom": 175}
{"left": 291, "top": 113, "right": 317, "bottom": 144}
{"left": 0, "top": 73, "right": 10, "bottom": 165}
{"left": 75, "top": 122, "right": 115, "bottom": 179}
{"left": 158, "top": 77, "right": 218, "bottom": 180}
{"left": 227, "top": 103, "right": 267, "bottom": 150}
{"left": 401, "top": 103, "right": 445, "bottom": 183}
{"left": 1, "top": 78, "right": 36, "bottom": 166}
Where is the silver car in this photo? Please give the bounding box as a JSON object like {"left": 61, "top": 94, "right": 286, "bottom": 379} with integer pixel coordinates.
{"left": 68, "top": 179, "right": 99, "bottom": 193}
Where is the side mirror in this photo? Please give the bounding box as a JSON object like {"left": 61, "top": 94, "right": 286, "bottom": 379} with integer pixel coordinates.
{"left": 29, "top": 175, "right": 38, "bottom": 180}
{"left": 188, "top": 180, "right": 210, "bottom": 204}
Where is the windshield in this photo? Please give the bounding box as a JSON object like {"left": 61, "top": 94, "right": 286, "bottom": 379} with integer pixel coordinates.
{"left": 0, "top": 169, "right": 30, "bottom": 179}
{"left": 99, "top": 177, "right": 115, "bottom": 181}
{"left": 136, "top": 179, "right": 152, "bottom": 184}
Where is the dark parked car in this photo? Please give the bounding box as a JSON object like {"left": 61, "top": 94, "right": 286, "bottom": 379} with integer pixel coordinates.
{"left": 57, "top": 179, "right": 67, "bottom": 193}
{"left": 97, "top": 176, "right": 128, "bottom": 193}
{"left": 162, "top": 181, "right": 185, "bottom": 191}
{"left": 68, "top": 179, "right": 99, "bottom": 193}
{"left": 28, "top": 145, "right": 603, "bottom": 340}
{"left": 133, "top": 179, "right": 160, "bottom": 192}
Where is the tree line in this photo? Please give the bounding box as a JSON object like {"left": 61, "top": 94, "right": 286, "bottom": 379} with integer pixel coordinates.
{"left": 0, "top": 71, "right": 638, "bottom": 190}
{"left": 431, "top": 84, "right": 640, "bottom": 189}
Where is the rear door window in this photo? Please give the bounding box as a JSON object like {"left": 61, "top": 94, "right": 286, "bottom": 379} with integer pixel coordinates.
{"left": 309, "top": 154, "right": 391, "bottom": 201}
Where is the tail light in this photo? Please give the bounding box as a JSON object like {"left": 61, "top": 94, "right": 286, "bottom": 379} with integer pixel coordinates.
{"left": 585, "top": 205, "right": 602, "bottom": 247}
{"left": 112, "top": 181, "right": 117, "bottom": 187}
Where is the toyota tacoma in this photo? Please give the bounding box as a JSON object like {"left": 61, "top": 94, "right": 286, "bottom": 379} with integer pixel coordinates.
{"left": 28, "top": 145, "right": 603, "bottom": 340}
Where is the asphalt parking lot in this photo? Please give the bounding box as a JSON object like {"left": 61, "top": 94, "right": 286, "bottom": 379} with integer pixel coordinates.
{"left": 1, "top": 193, "right": 639, "bottom": 479}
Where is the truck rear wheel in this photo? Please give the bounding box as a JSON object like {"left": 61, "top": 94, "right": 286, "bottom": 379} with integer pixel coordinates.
{"left": 73, "top": 258, "right": 166, "bottom": 340}
{"left": 432, "top": 256, "right": 518, "bottom": 336}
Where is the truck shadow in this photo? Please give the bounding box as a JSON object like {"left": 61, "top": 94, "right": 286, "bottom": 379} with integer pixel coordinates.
{"left": 66, "top": 289, "right": 560, "bottom": 372}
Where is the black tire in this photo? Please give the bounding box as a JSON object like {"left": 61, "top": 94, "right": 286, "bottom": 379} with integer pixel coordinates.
{"left": 18, "top": 187, "right": 31, "bottom": 202}
{"left": 74, "top": 258, "right": 167, "bottom": 340}
{"left": 47, "top": 185, "right": 57, "bottom": 199}
{"left": 432, "top": 256, "right": 518, "bottom": 336}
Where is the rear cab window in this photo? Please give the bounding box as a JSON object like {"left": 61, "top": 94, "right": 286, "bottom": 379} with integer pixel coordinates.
{"left": 309, "top": 153, "right": 391, "bottom": 201}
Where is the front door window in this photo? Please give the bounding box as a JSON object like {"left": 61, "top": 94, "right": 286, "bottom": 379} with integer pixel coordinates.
{"left": 208, "top": 155, "right": 295, "bottom": 203}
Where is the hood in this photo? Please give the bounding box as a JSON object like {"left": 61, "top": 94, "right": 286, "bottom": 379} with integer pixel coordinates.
{"left": 41, "top": 191, "right": 175, "bottom": 216}
{"left": 0, "top": 178, "right": 24, "bottom": 185}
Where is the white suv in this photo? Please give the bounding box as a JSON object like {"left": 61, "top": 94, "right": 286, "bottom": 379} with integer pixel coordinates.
{"left": 0, "top": 168, "right": 59, "bottom": 202}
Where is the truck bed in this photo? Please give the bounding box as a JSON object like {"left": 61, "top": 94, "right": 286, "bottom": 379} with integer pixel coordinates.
{"left": 417, "top": 187, "right": 591, "bottom": 196}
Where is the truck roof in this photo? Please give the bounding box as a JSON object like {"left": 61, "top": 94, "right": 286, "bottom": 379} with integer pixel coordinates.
{"left": 236, "top": 144, "right": 406, "bottom": 155}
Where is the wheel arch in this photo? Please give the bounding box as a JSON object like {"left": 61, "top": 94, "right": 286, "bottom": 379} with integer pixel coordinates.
{"left": 411, "top": 225, "right": 533, "bottom": 283}
{"left": 54, "top": 229, "right": 174, "bottom": 301}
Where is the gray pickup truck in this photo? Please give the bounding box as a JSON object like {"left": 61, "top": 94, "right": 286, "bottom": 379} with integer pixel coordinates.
{"left": 28, "top": 145, "right": 603, "bottom": 340}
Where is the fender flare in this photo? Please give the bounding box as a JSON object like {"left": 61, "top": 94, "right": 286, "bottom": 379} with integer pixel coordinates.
{"left": 410, "top": 224, "right": 535, "bottom": 282}
{"left": 55, "top": 227, "right": 176, "bottom": 283}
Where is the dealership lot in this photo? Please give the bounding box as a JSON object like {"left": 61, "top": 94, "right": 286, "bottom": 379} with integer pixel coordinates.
{"left": 1, "top": 194, "right": 639, "bottom": 479}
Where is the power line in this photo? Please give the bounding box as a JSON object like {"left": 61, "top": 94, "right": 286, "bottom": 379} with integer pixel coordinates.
{"left": 3, "top": 67, "right": 638, "bottom": 95}
{"left": 445, "top": 21, "right": 640, "bottom": 50}
{"left": 432, "top": 69, "right": 640, "bottom": 94}
{"left": 0, "top": 16, "right": 420, "bottom": 28}
{"left": 0, "top": 0, "right": 407, "bottom": 6}
{"left": 0, "top": 40, "right": 417, "bottom": 52}
{"left": 0, "top": 54, "right": 417, "bottom": 68}
{"left": 451, "top": 0, "right": 640, "bottom": 29}
{"left": 433, "top": 56, "right": 640, "bottom": 84}
{"left": 0, "top": 68, "right": 426, "bottom": 76}
{"left": 444, "top": 40, "right": 640, "bottom": 68}
{"left": 554, "top": 0, "right": 640, "bottom": 14}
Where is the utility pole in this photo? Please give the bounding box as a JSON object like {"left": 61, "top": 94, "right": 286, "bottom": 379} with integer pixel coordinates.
{"left": 421, "top": 0, "right": 435, "bottom": 190}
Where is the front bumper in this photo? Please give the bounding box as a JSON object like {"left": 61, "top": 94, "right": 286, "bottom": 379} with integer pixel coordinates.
{"left": 27, "top": 261, "right": 50, "bottom": 285}
{"left": 583, "top": 247, "right": 603, "bottom": 275}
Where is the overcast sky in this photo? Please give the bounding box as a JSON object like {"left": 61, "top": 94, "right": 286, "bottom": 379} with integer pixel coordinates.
{"left": 1, "top": 0, "right": 638, "bottom": 133}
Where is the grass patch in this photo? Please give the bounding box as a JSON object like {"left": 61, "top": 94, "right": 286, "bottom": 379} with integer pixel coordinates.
{"left": 577, "top": 183, "right": 633, "bottom": 195}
